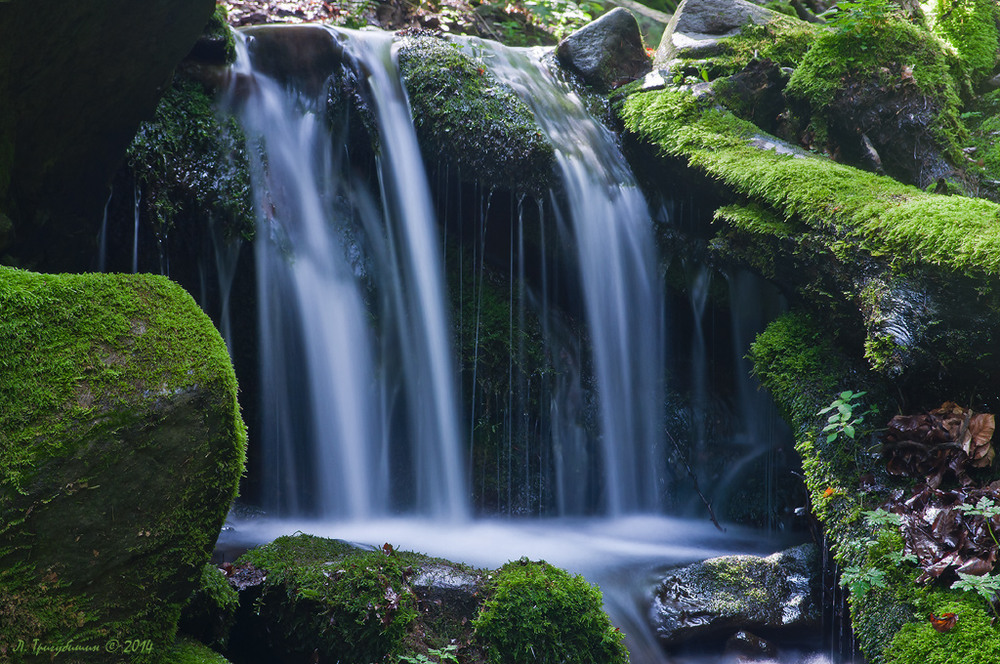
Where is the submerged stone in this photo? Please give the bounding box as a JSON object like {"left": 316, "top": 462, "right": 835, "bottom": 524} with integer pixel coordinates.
{"left": 0, "top": 266, "right": 246, "bottom": 662}
{"left": 650, "top": 543, "right": 820, "bottom": 645}
{"left": 556, "top": 8, "right": 651, "bottom": 91}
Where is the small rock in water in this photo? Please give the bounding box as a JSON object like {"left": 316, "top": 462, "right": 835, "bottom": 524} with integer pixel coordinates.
{"left": 650, "top": 543, "right": 820, "bottom": 645}
{"left": 725, "top": 630, "right": 777, "bottom": 658}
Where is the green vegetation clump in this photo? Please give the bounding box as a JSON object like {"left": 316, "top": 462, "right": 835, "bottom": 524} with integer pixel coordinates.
{"left": 0, "top": 266, "right": 246, "bottom": 662}
{"left": 127, "top": 77, "right": 253, "bottom": 242}
{"left": 473, "top": 558, "right": 629, "bottom": 664}
{"left": 931, "top": 0, "right": 1000, "bottom": 83}
{"left": 397, "top": 36, "right": 555, "bottom": 196}
{"left": 236, "top": 534, "right": 418, "bottom": 662}
{"left": 714, "top": 17, "right": 820, "bottom": 74}
{"left": 204, "top": 3, "right": 237, "bottom": 64}
{"left": 784, "top": 0, "right": 967, "bottom": 159}
{"left": 179, "top": 564, "right": 239, "bottom": 650}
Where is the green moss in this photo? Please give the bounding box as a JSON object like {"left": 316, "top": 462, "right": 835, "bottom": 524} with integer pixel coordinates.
{"left": 397, "top": 36, "right": 555, "bottom": 196}
{"left": 204, "top": 3, "right": 237, "bottom": 64}
{"left": 128, "top": 77, "right": 253, "bottom": 242}
{"left": 0, "top": 266, "right": 246, "bottom": 662}
{"left": 931, "top": 0, "right": 999, "bottom": 83}
{"left": 236, "top": 534, "right": 418, "bottom": 662}
{"left": 620, "top": 89, "right": 1000, "bottom": 276}
{"left": 473, "top": 558, "right": 628, "bottom": 664}
{"left": 886, "top": 601, "right": 1000, "bottom": 664}
{"left": 714, "top": 203, "right": 793, "bottom": 238}
{"left": 167, "top": 636, "right": 233, "bottom": 664}
{"left": 179, "top": 564, "right": 239, "bottom": 650}
{"left": 714, "top": 17, "right": 820, "bottom": 74}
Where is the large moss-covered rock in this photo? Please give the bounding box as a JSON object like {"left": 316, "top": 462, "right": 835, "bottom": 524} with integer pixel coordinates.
{"left": 397, "top": 35, "right": 555, "bottom": 197}
{"left": 0, "top": 0, "right": 216, "bottom": 270}
{"left": 0, "top": 266, "right": 246, "bottom": 663}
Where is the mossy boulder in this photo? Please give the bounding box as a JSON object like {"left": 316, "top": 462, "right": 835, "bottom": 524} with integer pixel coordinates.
{"left": 0, "top": 266, "right": 246, "bottom": 663}
{"left": 783, "top": 8, "right": 967, "bottom": 188}
{"left": 227, "top": 535, "right": 429, "bottom": 663}
{"left": 0, "top": 0, "right": 217, "bottom": 271}
{"left": 650, "top": 544, "right": 820, "bottom": 645}
{"left": 168, "top": 636, "right": 235, "bottom": 664}
{"left": 396, "top": 35, "right": 556, "bottom": 198}
{"left": 654, "top": 0, "right": 777, "bottom": 65}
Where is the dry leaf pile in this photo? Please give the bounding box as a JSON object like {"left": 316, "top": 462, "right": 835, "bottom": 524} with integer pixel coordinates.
{"left": 894, "top": 483, "right": 1000, "bottom": 583}
{"left": 879, "top": 402, "right": 998, "bottom": 583}
{"left": 882, "top": 402, "right": 995, "bottom": 488}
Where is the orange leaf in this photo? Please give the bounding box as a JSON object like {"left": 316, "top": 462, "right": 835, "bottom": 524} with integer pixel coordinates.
{"left": 929, "top": 612, "right": 957, "bottom": 632}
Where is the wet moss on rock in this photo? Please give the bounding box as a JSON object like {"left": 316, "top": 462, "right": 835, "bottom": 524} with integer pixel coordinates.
{"left": 0, "top": 266, "right": 246, "bottom": 662}
{"left": 127, "top": 76, "right": 254, "bottom": 243}
{"left": 167, "top": 636, "right": 234, "bottom": 664}
{"left": 930, "top": 0, "right": 1000, "bottom": 85}
{"left": 179, "top": 564, "right": 239, "bottom": 651}
{"left": 233, "top": 534, "right": 420, "bottom": 662}
{"left": 397, "top": 36, "right": 555, "bottom": 197}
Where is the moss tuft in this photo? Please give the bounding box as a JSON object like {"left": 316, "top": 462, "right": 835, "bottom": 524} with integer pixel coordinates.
{"left": 473, "top": 558, "right": 628, "bottom": 664}
{"left": 167, "top": 636, "right": 233, "bottom": 664}
{"left": 179, "top": 564, "right": 239, "bottom": 650}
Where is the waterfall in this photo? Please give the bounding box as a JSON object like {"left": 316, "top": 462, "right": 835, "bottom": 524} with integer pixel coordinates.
{"left": 223, "top": 26, "right": 666, "bottom": 519}
{"left": 468, "top": 41, "right": 667, "bottom": 515}
{"left": 223, "top": 26, "right": 466, "bottom": 520}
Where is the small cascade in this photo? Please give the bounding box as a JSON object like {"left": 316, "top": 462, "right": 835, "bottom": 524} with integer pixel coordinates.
{"left": 475, "top": 41, "right": 667, "bottom": 515}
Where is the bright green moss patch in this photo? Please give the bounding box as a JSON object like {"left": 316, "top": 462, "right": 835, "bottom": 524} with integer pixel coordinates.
{"left": 620, "top": 89, "right": 1000, "bottom": 276}
{"left": 397, "top": 36, "right": 555, "bottom": 196}
{"left": 931, "top": 0, "right": 999, "bottom": 83}
{"left": 168, "top": 636, "right": 233, "bottom": 664}
{"left": 715, "top": 17, "right": 820, "bottom": 73}
{"left": 886, "top": 601, "right": 1000, "bottom": 664}
{"left": 473, "top": 558, "right": 628, "bottom": 664}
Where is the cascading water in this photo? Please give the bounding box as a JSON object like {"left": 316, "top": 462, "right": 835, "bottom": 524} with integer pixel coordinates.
{"left": 223, "top": 27, "right": 465, "bottom": 519}
{"left": 467, "top": 40, "right": 667, "bottom": 514}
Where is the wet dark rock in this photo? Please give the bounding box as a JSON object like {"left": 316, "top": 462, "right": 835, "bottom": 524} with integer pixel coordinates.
{"left": 240, "top": 24, "right": 346, "bottom": 99}
{"left": 0, "top": 0, "right": 217, "bottom": 271}
{"left": 713, "top": 59, "right": 789, "bottom": 133}
{"left": 654, "top": 0, "right": 775, "bottom": 65}
{"left": 725, "top": 630, "right": 777, "bottom": 658}
{"left": 410, "top": 562, "right": 487, "bottom": 624}
{"left": 555, "top": 8, "right": 651, "bottom": 91}
{"left": 650, "top": 543, "right": 820, "bottom": 645}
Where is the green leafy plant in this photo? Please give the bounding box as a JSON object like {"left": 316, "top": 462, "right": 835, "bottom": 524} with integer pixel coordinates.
{"left": 951, "top": 572, "right": 1000, "bottom": 618}
{"left": 864, "top": 508, "right": 902, "bottom": 528}
{"left": 957, "top": 496, "right": 1000, "bottom": 549}
{"left": 826, "top": 0, "right": 901, "bottom": 33}
{"left": 818, "top": 390, "right": 868, "bottom": 442}
{"left": 398, "top": 645, "right": 460, "bottom": 663}
{"left": 840, "top": 565, "right": 888, "bottom": 597}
